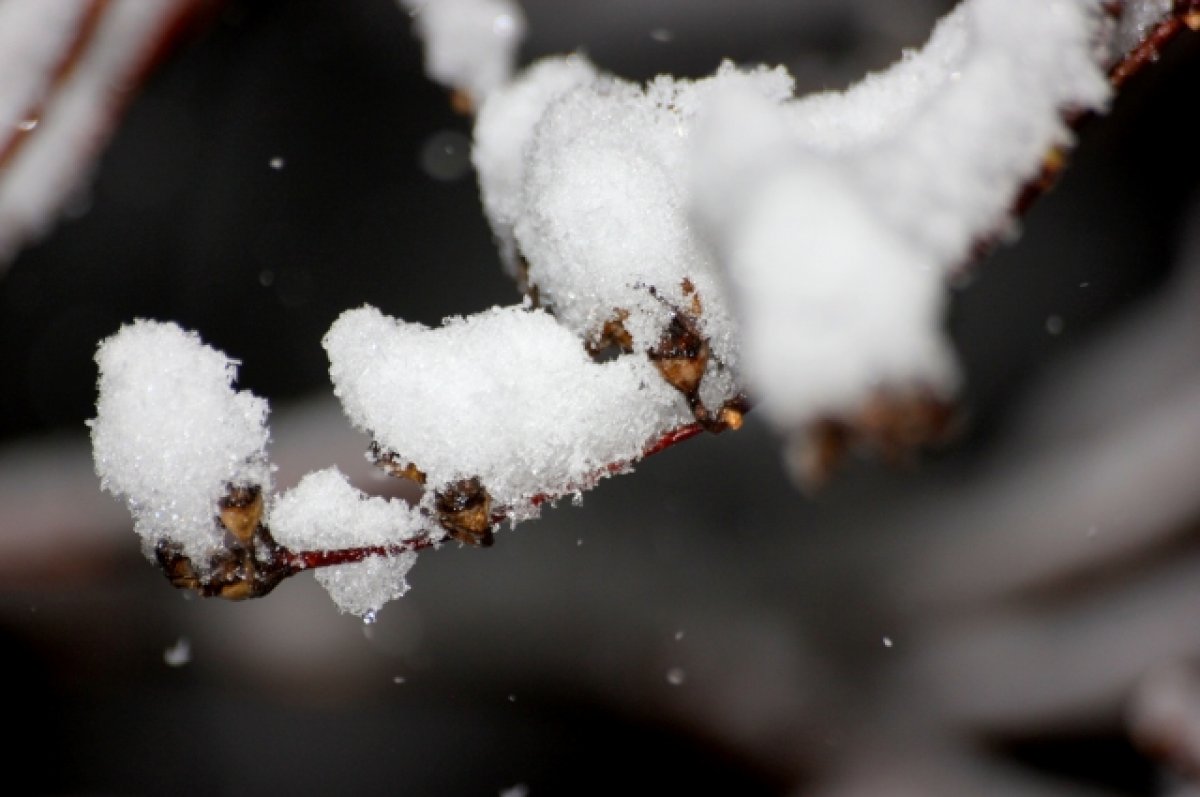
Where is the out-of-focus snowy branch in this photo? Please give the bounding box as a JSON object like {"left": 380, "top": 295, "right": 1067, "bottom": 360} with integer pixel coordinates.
{"left": 0, "top": 0, "right": 220, "bottom": 267}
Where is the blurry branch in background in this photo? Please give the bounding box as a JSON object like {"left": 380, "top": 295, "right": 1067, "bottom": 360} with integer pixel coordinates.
{"left": 832, "top": 212, "right": 1200, "bottom": 795}
{"left": 0, "top": 0, "right": 225, "bottom": 266}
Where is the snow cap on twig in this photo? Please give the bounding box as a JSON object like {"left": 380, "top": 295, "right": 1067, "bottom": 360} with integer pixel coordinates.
{"left": 691, "top": 0, "right": 1113, "bottom": 431}
{"left": 89, "top": 320, "right": 272, "bottom": 562}
{"left": 270, "top": 467, "right": 424, "bottom": 616}
{"left": 498, "top": 59, "right": 793, "bottom": 417}
{"left": 472, "top": 53, "right": 599, "bottom": 274}
{"left": 323, "top": 304, "right": 690, "bottom": 506}
{"left": 694, "top": 90, "right": 956, "bottom": 429}
{"left": 399, "top": 0, "right": 525, "bottom": 108}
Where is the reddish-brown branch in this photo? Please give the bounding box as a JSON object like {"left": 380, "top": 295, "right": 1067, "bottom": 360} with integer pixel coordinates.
{"left": 635, "top": 420, "right": 710, "bottom": 459}
{"left": 0, "top": 1, "right": 224, "bottom": 171}
{"left": 281, "top": 538, "right": 441, "bottom": 572}
{"left": 525, "top": 418, "right": 712, "bottom": 513}
{"left": 1113, "top": 1, "right": 1200, "bottom": 89}
{"left": 268, "top": 411, "right": 730, "bottom": 583}
{"left": 970, "top": 3, "right": 1198, "bottom": 265}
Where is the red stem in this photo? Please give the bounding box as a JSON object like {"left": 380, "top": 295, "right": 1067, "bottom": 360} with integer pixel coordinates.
{"left": 273, "top": 418, "right": 716, "bottom": 572}
{"left": 282, "top": 537, "right": 440, "bottom": 573}
{"left": 1110, "top": 7, "right": 1193, "bottom": 89}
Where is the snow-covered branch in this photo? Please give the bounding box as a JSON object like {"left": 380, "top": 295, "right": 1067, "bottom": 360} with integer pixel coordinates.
{"left": 81, "top": 0, "right": 1200, "bottom": 616}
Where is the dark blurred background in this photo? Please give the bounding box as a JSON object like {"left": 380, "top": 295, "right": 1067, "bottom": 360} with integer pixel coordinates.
{"left": 2, "top": 1, "right": 1199, "bottom": 795}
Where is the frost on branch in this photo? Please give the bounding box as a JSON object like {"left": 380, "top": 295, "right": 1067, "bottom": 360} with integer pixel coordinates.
{"left": 86, "top": 0, "right": 1199, "bottom": 615}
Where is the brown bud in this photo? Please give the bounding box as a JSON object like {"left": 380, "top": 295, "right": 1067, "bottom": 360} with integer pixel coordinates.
{"left": 449, "top": 88, "right": 474, "bottom": 116}
{"left": 218, "top": 486, "right": 263, "bottom": 545}
{"left": 435, "top": 478, "right": 495, "bottom": 547}
{"left": 649, "top": 313, "right": 710, "bottom": 397}
{"left": 587, "top": 309, "right": 634, "bottom": 361}
{"left": 155, "top": 541, "right": 202, "bottom": 592}
{"left": 718, "top": 406, "right": 744, "bottom": 431}
{"left": 787, "top": 420, "right": 851, "bottom": 493}
{"left": 370, "top": 444, "right": 428, "bottom": 485}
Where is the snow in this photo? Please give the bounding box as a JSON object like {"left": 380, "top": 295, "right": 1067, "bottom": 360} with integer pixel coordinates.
{"left": 692, "top": 108, "right": 957, "bottom": 427}
{"left": 398, "top": 0, "right": 525, "bottom": 107}
{"left": 779, "top": 4, "right": 973, "bottom": 154}
{"left": 269, "top": 467, "right": 428, "bottom": 551}
{"left": 479, "top": 1, "right": 1112, "bottom": 438}
{"left": 1112, "top": 0, "right": 1175, "bottom": 60}
{"left": 513, "top": 62, "right": 791, "bottom": 353}
{"left": 89, "top": 320, "right": 272, "bottom": 563}
{"left": 163, "top": 637, "right": 192, "bottom": 667}
{"left": 324, "top": 303, "right": 690, "bottom": 507}
{"left": 691, "top": 0, "right": 1111, "bottom": 431}
{"left": 85, "top": 0, "right": 1187, "bottom": 615}
{"left": 314, "top": 552, "right": 418, "bottom": 619}
{"left": 498, "top": 785, "right": 529, "bottom": 797}
{"left": 506, "top": 60, "right": 792, "bottom": 419}
{"left": 852, "top": 0, "right": 1111, "bottom": 268}
{"left": 472, "top": 54, "right": 598, "bottom": 274}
